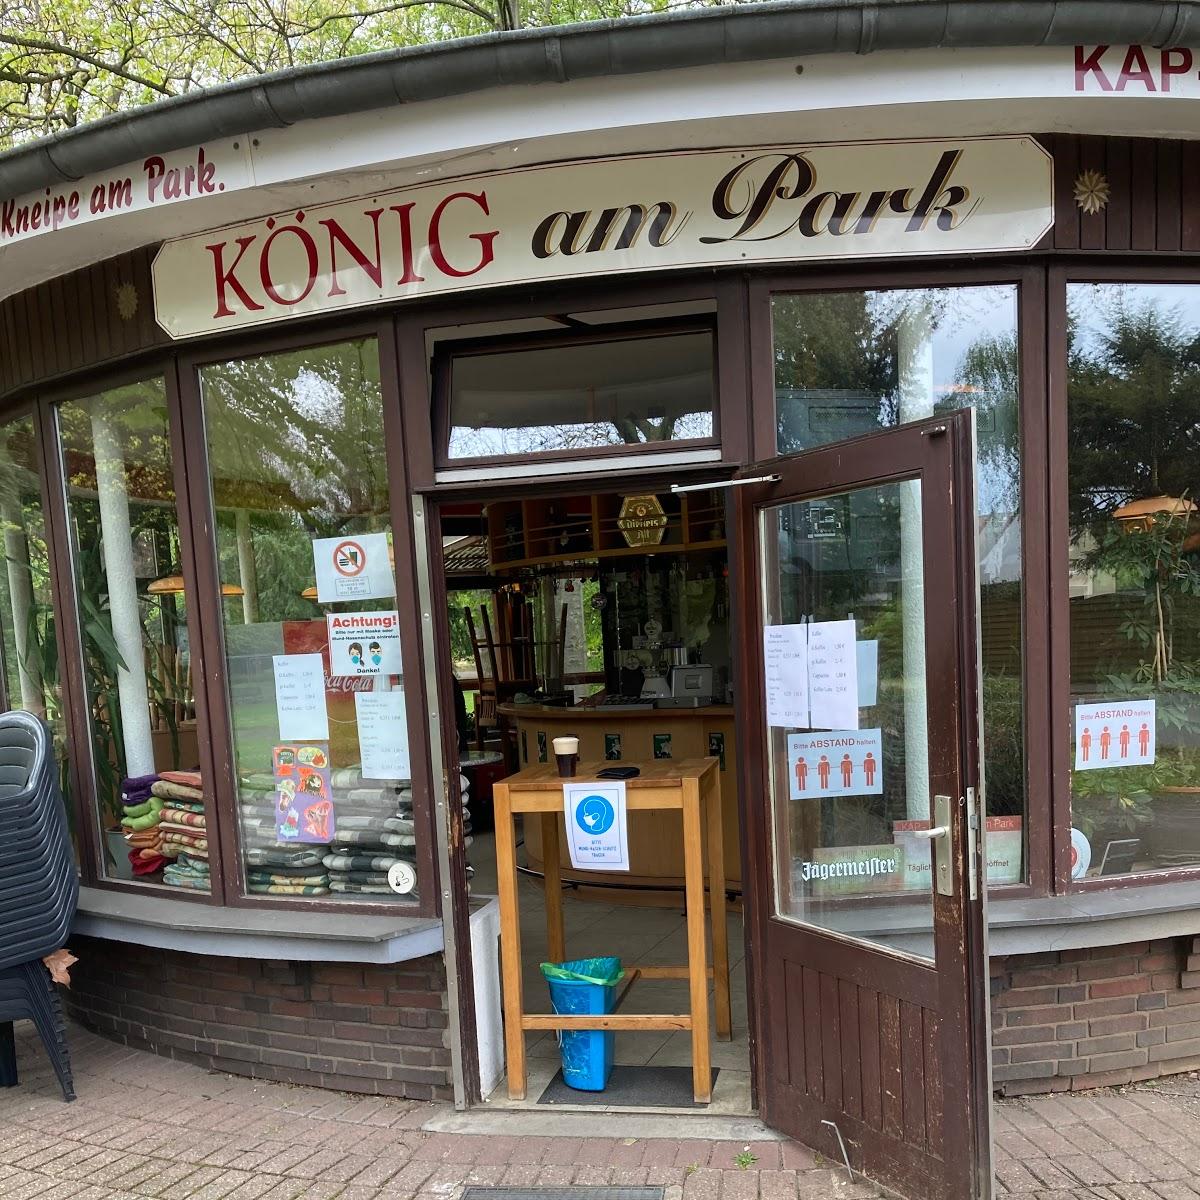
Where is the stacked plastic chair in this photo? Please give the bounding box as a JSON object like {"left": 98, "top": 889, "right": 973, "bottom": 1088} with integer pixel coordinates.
{"left": 0, "top": 710, "right": 79, "bottom": 1101}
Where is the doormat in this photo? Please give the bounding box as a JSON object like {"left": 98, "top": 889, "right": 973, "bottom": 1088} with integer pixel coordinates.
{"left": 463, "top": 1191, "right": 664, "bottom": 1200}
{"left": 536, "top": 1065, "right": 719, "bottom": 1108}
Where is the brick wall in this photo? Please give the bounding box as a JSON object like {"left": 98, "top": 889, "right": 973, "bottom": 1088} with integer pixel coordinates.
{"left": 991, "top": 936, "right": 1200, "bottom": 1096}
{"left": 62, "top": 936, "right": 453, "bottom": 1101}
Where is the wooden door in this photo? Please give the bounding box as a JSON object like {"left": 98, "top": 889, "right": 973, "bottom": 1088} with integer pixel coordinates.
{"left": 735, "top": 410, "right": 992, "bottom": 1200}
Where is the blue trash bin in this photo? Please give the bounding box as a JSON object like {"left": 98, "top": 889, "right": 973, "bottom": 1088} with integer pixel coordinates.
{"left": 541, "top": 957, "right": 623, "bottom": 1091}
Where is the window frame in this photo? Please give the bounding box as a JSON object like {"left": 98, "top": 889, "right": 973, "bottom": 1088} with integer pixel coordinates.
{"left": 1052, "top": 260, "right": 1200, "bottom": 893}
{"left": 748, "top": 262, "right": 1049, "bottom": 898}
{"left": 431, "top": 315, "right": 721, "bottom": 471}
{"left": 177, "top": 316, "right": 440, "bottom": 918}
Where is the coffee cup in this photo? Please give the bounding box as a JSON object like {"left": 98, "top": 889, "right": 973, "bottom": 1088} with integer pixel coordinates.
{"left": 553, "top": 736, "right": 580, "bottom": 777}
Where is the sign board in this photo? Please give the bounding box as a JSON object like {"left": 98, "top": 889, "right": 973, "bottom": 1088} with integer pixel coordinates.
{"left": 312, "top": 533, "right": 394, "bottom": 603}
{"left": 788, "top": 729, "right": 883, "bottom": 799}
{"left": 272, "top": 653, "right": 329, "bottom": 741}
{"left": 152, "top": 137, "right": 1054, "bottom": 339}
{"left": 1074, "top": 700, "right": 1156, "bottom": 770}
{"left": 327, "top": 611, "right": 402, "bottom": 676}
{"left": 617, "top": 495, "right": 668, "bottom": 547}
{"left": 563, "top": 780, "right": 630, "bottom": 871}
{"left": 798, "top": 845, "right": 904, "bottom": 896}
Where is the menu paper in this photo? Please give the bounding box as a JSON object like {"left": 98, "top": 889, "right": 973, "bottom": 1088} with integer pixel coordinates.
{"left": 764, "top": 624, "right": 810, "bottom": 728}
{"left": 354, "top": 690, "right": 411, "bottom": 779}
{"left": 807, "top": 620, "right": 859, "bottom": 730}
{"left": 273, "top": 653, "right": 330, "bottom": 740}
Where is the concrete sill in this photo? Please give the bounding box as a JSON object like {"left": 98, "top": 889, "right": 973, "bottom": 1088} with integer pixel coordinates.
{"left": 72, "top": 885, "right": 444, "bottom": 964}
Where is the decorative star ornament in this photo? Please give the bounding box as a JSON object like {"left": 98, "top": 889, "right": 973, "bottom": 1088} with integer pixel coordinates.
{"left": 1073, "top": 169, "right": 1111, "bottom": 215}
{"left": 114, "top": 281, "right": 139, "bottom": 321}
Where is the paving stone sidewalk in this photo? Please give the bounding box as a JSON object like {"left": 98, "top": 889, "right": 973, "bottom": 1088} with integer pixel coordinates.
{"left": 3, "top": 1022, "right": 1199, "bottom": 1200}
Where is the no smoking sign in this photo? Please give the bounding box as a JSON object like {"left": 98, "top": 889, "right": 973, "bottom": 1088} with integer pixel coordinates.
{"left": 312, "top": 532, "right": 395, "bottom": 603}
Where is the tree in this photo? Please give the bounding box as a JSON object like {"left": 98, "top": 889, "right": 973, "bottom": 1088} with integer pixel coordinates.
{"left": 0, "top": 0, "right": 705, "bottom": 149}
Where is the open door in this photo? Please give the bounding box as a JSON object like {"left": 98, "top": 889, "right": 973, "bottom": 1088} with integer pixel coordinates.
{"left": 736, "top": 410, "right": 992, "bottom": 1200}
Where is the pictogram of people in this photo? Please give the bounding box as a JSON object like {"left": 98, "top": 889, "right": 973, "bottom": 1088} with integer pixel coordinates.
{"left": 840, "top": 753, "right": 854, "bottom": 787}
{"left": 1099, "top": 725, "right": 1112, "bottom": 760}
{"left": 1080, "top": 726, "right": 1092, "bottom": 762}
{"left": 1119, "top": 723, "right": 1130, "bottom": 759}
{"left": 794, "top": 756, "right": 808, "bottom": 793}
{"left": 863, "top": 751, "right": 877, "bottom": 787}
{"left": 1139, "top": 722, "right": 1151, "bottom": 756}
{"left": 817, "top": 754, "right": 831, "bottom": 789}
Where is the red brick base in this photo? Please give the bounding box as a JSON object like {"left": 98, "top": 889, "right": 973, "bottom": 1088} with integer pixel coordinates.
{"left": 62, "top": 935, "right": 453, "bottom": 1100}
{"left": 991, "top": 935, "right": 1200, "bottom": 1096}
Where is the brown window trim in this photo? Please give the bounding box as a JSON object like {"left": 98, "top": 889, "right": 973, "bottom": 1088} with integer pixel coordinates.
{"left": 177, "top": 317, "right": 440, "bottom": 919}
{"left": 431, "top": 315, "right": 720, "bottom": 471}
{"left": 1053, "top": 260, "right": 1200, "bottom": 894}
{"left": 33, "top": 358, "right": 224, "bottom": 904}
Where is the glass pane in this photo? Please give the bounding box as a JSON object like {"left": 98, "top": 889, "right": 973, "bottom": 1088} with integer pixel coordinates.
{"left": 773, "top": 286, "right": 1024, "bottom": 886}
{"left": 761, "top": 481, "right": 934, "bottom": 961}
{"left": 59, "top": 380, "right": 206, "bottom": 890}
{"left": 447, "top": 328, "right": 714, "bottom": 459}
{"left": 0, "top": 415, "right": 70, "bottom": 816}
{"left": 1067, "top": 283, "right": 1200, "bottom": 879}
{"left": 199, "top": 338, "right": 420, "bottom": 904}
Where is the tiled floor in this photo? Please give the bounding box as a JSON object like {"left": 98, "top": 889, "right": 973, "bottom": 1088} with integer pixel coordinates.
{"left": 470, "top": 827, "right": 754, "bottom": 1114}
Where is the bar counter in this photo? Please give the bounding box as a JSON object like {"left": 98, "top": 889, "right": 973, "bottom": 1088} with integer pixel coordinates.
{"left": 497, "top": 702, "right": 741, "bottom": 894}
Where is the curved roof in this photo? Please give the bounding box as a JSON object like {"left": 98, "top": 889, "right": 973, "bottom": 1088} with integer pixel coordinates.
{"left": 0, "top": 0, "right": 1196, "bottom": 197}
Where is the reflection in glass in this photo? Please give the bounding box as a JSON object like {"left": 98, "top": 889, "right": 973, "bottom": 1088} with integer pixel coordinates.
{"left": 199, "top": 338, "right": 419, "bottom": 903}
{"left": 0, "top": 415, "right": 68, "bottom": 802}
{"left": 773, "top": 287, "right": 1024, "bottom": 884}
{"left": 762, "top": 483, "right": 934, "bottom": 960}
{"left": 58, "top": 381, "right": 204, "bottom": 889}
{"left": 1068, "top": 284, "right": 1200, "bottom": 878}
{"left": 446, "top": 328, "right": 714, "bottom": 460}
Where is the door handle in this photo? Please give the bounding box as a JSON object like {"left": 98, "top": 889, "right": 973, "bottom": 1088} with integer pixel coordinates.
{"left": 927, "top": 795, "right": 955, "bottom": 897}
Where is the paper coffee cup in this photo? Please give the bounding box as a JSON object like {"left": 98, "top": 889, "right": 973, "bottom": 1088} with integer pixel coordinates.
{"left": 553, "top": 736, "right": 579, "bottom": 755}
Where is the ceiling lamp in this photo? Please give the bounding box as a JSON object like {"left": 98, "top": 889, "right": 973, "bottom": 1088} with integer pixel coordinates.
{"left": 148, "top": 574, "right": 245, "bottom": 597}
{"left": 1112, "top": 495, "right": 1196, "bottom": 533}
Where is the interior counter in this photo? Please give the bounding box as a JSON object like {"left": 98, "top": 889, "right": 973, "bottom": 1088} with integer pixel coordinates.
{"left": 498, "top": 703, "right": 742, "bottom": 893}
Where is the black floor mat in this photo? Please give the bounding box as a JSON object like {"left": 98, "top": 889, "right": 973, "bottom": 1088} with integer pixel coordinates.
{"left": 536, "top": 1065, "right": 719, "bottom": 1108}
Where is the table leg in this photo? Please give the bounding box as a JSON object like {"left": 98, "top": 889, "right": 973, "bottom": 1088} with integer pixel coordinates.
{"left": 682, "top": 780, "right": 713, "bottom": 1104}
{"left": 494, "top": 784, "right": 527, "bottom": 1099}
{"left": 541, "top": 812, "right": 566, "bottom": 963}
{"left": 706, "top": 770, "right": 732, "bottom": 1041}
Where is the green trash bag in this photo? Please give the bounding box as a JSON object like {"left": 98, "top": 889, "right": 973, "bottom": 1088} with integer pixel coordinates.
{"left": 540, "top": 957, "right": 625, "bottom": 986}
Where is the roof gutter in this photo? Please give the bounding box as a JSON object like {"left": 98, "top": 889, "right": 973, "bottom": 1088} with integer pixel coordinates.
{"left": 1, "top": 0, "right": 1196, "bottom": 198}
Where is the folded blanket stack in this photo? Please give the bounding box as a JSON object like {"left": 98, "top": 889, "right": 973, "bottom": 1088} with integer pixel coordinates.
{"left": 121, "top": 773, "right": 166, "bottom": 876}
{"left": 323, "top": 783, "right": 419, "bottom": 896}
{"left": 154, "top": 770, "right": 210, "bottom": 892}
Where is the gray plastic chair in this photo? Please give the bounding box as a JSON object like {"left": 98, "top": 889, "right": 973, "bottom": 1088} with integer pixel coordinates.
{"left": 0, "top": 710, "right": 78, "bottom": 1101}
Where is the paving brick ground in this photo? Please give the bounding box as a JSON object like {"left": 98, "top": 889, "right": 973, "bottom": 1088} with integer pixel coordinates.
{"left": 3, "top": 1021, "right": 1200, "bottom": 1199}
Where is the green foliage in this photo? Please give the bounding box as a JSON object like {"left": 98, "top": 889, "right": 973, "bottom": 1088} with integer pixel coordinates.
{"left": 0, "top": 0, "right": 717, "bottom": 149}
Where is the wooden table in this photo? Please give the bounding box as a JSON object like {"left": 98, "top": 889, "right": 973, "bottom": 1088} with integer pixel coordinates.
{"left": 493, "top": 758, "right": 731, "bottom": 1104}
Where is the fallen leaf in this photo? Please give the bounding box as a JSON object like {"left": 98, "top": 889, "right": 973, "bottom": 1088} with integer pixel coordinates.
{"left": 43, "top": 948, "right": 77, "bottom": 986}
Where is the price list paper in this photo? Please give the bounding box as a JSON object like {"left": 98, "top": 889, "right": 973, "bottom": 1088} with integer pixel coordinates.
{"left": 808, "top": 619, "right": 860, "bottom": 730}
{"left": 763, "top": 624, "right": 810, "bottom": 728}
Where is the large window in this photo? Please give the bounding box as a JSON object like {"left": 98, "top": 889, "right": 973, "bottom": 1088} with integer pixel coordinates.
{"left": 1067, "top": 283, "right": 1200, "bottom": 880}
{"left": 773, "top": 286, "right": 1025, "bottom": 885}
{"left": 198, "top": 338, "right": 420, "bottom": 904}
{"left": 58, "top": 381, "right": 206, "bottom": 890}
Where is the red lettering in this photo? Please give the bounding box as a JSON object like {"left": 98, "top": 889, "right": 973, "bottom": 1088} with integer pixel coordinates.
{"left": 1160, "top": 47, "right": 1193, "bottom": 91}
{"left": 259, "top": 216, "right": 318, "bottom": 306}
{"left": 206, "top": 234, "right": 264, "bottom": 319}
{"left": 321, "top": 209, "right": 385, "bottom": 295}
{"left": 1075, "top": 44, "right": 1113, "bottom": 92}
{"left": 390, "top": 202, "right": 425, "bottom": 285}
{"left": 1, "top": 200, "right": 14, "bottom": 239}
{"left": 197, "top": 148, "right": 217, "bottom": 194}
{"left": 427, "top": 191, "right": 497, "bottom": 278}
{"left": 144, "top": 155, "right": 166, "bottom": 201}
{"left": 1117, "top": 44, "right": 1156, "bottom": 91}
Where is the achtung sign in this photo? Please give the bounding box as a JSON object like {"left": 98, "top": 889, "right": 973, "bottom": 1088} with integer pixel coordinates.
{"left": 152, "top": 137, "right": 1053, "bottom": 340}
